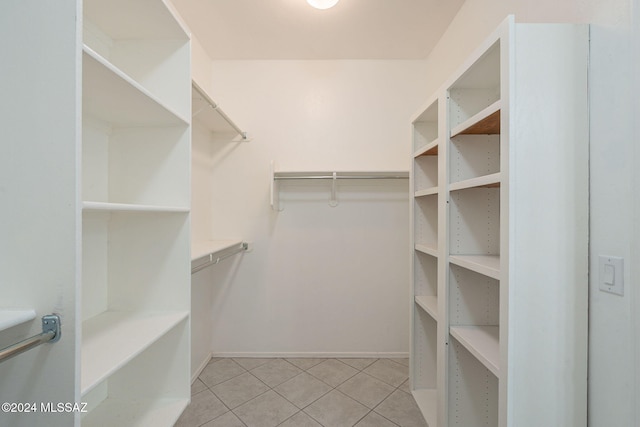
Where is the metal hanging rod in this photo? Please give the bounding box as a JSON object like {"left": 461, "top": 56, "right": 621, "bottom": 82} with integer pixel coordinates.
{"left": 191, "top": 81, "right": 248, "bottom": 140}
{"left": 0, "top": 314, "right": 61, "bottom": 364}
{"left": 191, "top": 242, "right": 248, "bottom": 274}
{"left": 274, "top": 175, "right": 409, "bottom": 180}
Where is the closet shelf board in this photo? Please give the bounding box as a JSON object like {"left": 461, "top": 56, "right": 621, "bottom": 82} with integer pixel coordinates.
{"left": 451, "top": 100, "right": 501, "bottom": 137}
{"left": 0, "top": 310, "right": 37, "bottom": 332}
{"left": 415, "top": 296, "right": 438, "bottom": 321}
{"left": 450, "top": 326, "right": 500, "bottom": 377}
{"left": 82, "top": 397, "right": 189, "bottom": 427}
{"left": 81, "top": 310, "right": 189, "bottom": 395}
{"left": 449, "top": 172, "right": 501, "bottom": 191}
{"left": 412, "top": 389, "right": 437, "bottom": 427}
{"left": 415, "top": 244, "right": 438, "bottom": 258}
{"left": 415, "top": 187, "right": 439, "bottom": 197}
{"left": 83, "top": 47, "right": 188, "bottom": 127}
{"left": 83, "top": 201, "right": 189, "bottom": 213}
{"left": 84, "top": 0, "right": 188, "bottom": 40}
{"left": 414, "top": 139, "right": 439, "bottom": 157}
{"left": 449, "top": 255, "right": 500, "bottom": 280}
{"left": 191, "top": 239, "right": 244, "bottom": 262}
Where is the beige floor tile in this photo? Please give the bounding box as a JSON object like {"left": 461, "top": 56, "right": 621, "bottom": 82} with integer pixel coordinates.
{"left": 250, "top": 359, "right": 302, "bottom": 388}
{"left": 355, "top": 411, "right": 399, "bottom": 427}
{"left": 337, "top": 372, "right": 395, "bottom": 409}
{"left": 363, "top": 359, "right": 409, "bottom": 387}
{"left": 398, "top": 379, "right": 411, "bottom": 394}
{"left": 285, "top": 358, "right": 327, "bottom": 370}
{"left": 390, "top": 358, "right": 410, "bottom": 367}
{"left": 307, "top": 359, "right": 358, "bottom": 387}
{"left": 200, "top": 359, "right": 247, "bottom": 387}
{"left": 234, "top": 390, "right": 298, "bottom": 427}
{"left": 233, "top": 357, "right": 273, "bottom": 370}
{"left": 304, "top": 390, "right": 369, "bottom": 427}
{"left": 278, "top": 411, "right": 323, "bottom": 427}
{"left": 191, "top": 378, "right": 208, "bottom": 395}
{"left": 175, "top": 389, "right": 228, "bottom": 427}
{"left": 201, "top": 411, "right": 247, "bottom": 427}
{"left": 211, "top": 372, "right": 270, "bottom": 409}
{"left": 274, "top": 372, "right": 332, "bottom": 409}
{"left": 375, "top": 390, "right": 428, "bottom": 427}
{"left": 338, "top": 358, "right": 377, "bottom": 371}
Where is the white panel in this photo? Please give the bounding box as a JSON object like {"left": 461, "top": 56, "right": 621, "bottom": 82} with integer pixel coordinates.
{"left": 412, "top": 308, "right": 437, "bottom": 389}
{"left": 415, "top": 195, "right": 439, "bottom": 249}
{"left": 449, "top": 264, "right": 499, "bottom": 326}
{"left": 109, "top": 126, "right": 190, "bottom": 206}
{"left": 414, "top": 251, "right": 438, "bottom": 297}
{"left": 414, "top": 155, "right": 439, "bottom": 192}
{"left": 507, "top": 23, "right": 589, "bottom": 426}
{"left": 82, "top": 213, "right": 109, "bottom": 321}
{"left": 448, "top": 341, "right": 499, "bottom": 427}
{"left": 449, "top": 188, "right": 500, "bottom": 255}
{"left": 108, "top": 213, "right": 190, "bottom": 312}
{"left": 110, "top": 40, "right": 191, "bottom": 119}
{"left": 449, "top": 135, "right": 500, "bottom": 184}
{"left": 0, "top": 1, "right": 80, "bottom": 426}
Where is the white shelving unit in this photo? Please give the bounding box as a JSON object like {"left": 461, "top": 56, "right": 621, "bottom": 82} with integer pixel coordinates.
{"left": 81, "top": 0, "right": 191, "bottom": 424}
{"left": 410, "top": 17, "right": 589, "bottom": 427}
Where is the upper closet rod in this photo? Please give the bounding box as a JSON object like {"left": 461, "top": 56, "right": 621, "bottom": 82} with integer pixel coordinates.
{"left": 192, "top": 81, "right": 248, "bottom": 140}
{"left": 274, "top": 174, "right": 409, "bottom": 180}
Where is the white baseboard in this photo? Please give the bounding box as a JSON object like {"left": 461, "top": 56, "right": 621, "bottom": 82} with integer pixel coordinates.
{"left": 191, "top": 351, "right": 213, "bottom": 384}
{"left": 210, "top": 351, "right": 409, "bottom": 359}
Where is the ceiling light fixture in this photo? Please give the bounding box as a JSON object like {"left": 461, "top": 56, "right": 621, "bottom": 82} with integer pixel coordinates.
{"left": 307, "top": 0, "right": 339, "bottom": 10}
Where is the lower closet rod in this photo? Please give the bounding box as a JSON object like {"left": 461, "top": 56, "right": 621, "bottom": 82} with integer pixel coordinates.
{"left": 191, "top": 242, "right": 248, "bottom": 274}
{"left": 0, "top": 314, "right": 61, "bottom": 364}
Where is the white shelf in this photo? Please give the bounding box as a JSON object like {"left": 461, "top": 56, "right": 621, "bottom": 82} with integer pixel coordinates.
{"left": 83, "top": 47, "right": 188, "bottom": 127}
{"left": 83, "top": 397, "right": 189, "bottom": 427}
{"left": 83, "top": 201, "right": 189, "bottom": 214}
{"left": 415, "top": 187, "right": 439, "bottom": 197}
{"left": 451, "top": 100, "right": 501, "bottom": 138}
{"left": 412, "top": 389, "right": 437, "bottom": 427}
{"left": 413, "top": 138, "right": 439, "bottom": 158}
{"left": 450, "top": 326, "right": 500, "bottom": 377}
{"left": 415, "top": 244, "right": 438, "bottom": 258}
{"left": 0, "top": 310, "right": 36, "bottom": 332}
{"left": 81, "top": 310, "right": 189, "bottom": 395}
{"left": 192, "top": 82, "right": 247, "bottom": 140}
{"left": 415, "top": 296, "right": 438, "bottom": 321}
{"left": 449, "top": 255, "right": 500, "bottom": 280}
{"left": 274, "top": 170, "right": 410, "bottom": 179}
{"left": 84, "top": 0, "right": 188, "bottom": 41}
{"left": 449, "top": 172, "right": 501, "bottom": 192}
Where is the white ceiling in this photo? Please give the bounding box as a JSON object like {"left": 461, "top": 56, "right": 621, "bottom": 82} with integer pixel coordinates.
{"left": 171, "top": 0, "right": 465, "bottom": 60}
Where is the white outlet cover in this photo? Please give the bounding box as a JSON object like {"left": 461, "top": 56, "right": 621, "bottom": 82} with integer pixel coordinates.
{"left": 599, "top": 255, "right": 624, "bottom": 296}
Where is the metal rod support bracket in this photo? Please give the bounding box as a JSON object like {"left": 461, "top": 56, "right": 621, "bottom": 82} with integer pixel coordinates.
{"left": 42, "top": 314, "right": 61, "bottom": 343}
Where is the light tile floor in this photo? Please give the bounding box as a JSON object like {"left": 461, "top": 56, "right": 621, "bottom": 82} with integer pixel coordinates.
{"left": 175, "top": 357, "right": 428, "bottom": 427}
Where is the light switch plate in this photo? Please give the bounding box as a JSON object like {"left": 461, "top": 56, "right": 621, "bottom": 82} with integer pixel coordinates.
{"left": 599, "top": 255, "right": 624, "bottom": 296}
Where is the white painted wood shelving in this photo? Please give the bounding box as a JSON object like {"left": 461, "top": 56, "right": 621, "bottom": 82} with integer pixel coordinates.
{"left": 81, "top": 0, "right": 191, "bottom": 424}
{"left": 410, "top": 16, "right": 589, "bottom": 427}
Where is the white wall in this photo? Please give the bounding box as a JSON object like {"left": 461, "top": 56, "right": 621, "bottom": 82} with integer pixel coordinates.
{"left": 191, "top": 60, "right": 429, "bottom": 357}
{"left": 416, "top": 0, "right": 637, "bottom": 425}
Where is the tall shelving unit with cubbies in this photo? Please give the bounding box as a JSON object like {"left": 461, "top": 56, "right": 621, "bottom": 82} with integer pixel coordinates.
{"left": 410, "top": 17, "right": 589, "bottom": 427}
{"left": 81, "top": 0, "right": 191, "bottom": 425}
